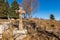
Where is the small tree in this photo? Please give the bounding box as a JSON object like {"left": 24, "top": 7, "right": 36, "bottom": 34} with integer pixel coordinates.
{"left": 50, "top": 14, "right": 55, "bottom": 20}
{"left": 0, "top": 0, "right": 5, "bottom": 16}
{"left": 22, "top": 0, "right": 39, "bottom": 18}
{"left": 4, "top": 0, "right": 9, "bottom": 19}
{"left": 0, "top": 0, "right": 9, "bottom": 18}
{"left": 11, "top": 0, "right": 19, "bottom": 18}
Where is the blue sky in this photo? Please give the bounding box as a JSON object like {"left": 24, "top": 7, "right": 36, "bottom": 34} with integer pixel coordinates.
{"left": 8, "top": 0, "right": 60, "bottom": 20}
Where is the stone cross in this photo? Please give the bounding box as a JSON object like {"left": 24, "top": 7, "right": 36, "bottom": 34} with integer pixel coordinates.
{"left": 16, "top": 7, "right": 26, "bottom": 30}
